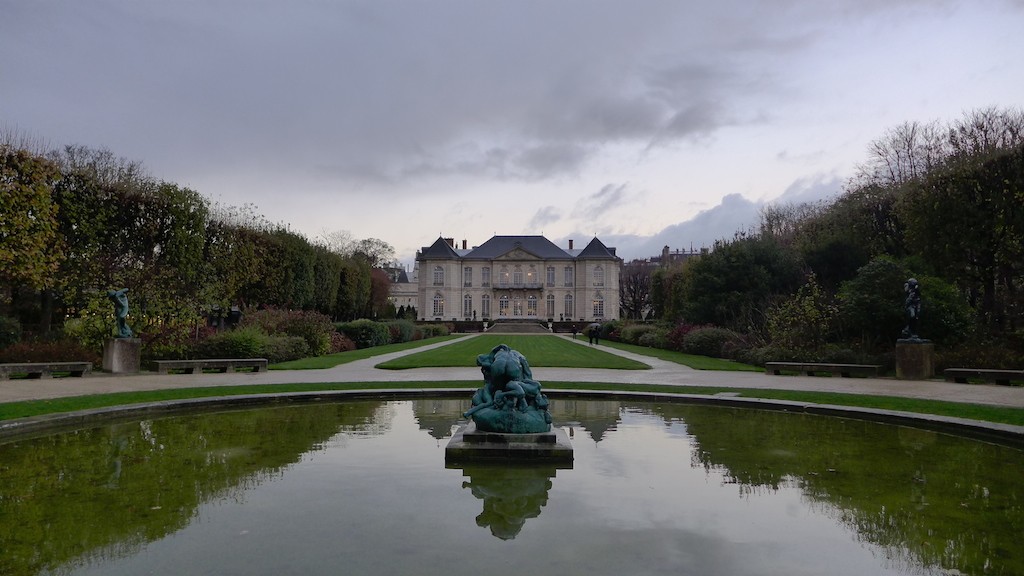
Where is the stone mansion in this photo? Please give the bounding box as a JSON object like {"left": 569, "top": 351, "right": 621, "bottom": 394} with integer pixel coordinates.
{"left": 403, "top": 235, "right": 622, "bottom": 322}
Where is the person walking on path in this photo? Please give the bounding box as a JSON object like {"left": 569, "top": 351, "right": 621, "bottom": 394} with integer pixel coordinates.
{"left": 572, "top": 325, "right": 578, "bottom": 340}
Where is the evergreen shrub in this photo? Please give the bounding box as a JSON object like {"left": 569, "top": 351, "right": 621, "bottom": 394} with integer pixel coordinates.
{"left": 385, "top": 319, "right": 416, "bottom": 343}
{"left": 0, "top": 316, "right": 20, "bottom": 348}
{"left": 195, "top": 326, "right": 266, "bottom": 359}
{"left": 682, "top": 327, "right": 744, "bottom": 358}
{"left": 243, "top": 308, "right": 334, "bottom": 356}
{"left": 637, "top": 329, "right": 668, "bottom": 349}
{"left": 417, "top": 323, "right": 450, "bottom": 338}
{"left": 336, "top": 319, "right": 391, "bottom": 348}
{"left": 260, "top": 336, "right": 311, "bottom": 363}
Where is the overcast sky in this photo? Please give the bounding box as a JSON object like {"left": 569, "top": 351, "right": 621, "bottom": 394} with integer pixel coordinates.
{"left": 3, "top": 0, "right": 1022, "bottom": 265}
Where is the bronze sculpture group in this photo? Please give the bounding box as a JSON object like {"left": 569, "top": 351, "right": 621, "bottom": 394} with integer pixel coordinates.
{"left": 464, "top": 344, "right": 552, "bottom": 434}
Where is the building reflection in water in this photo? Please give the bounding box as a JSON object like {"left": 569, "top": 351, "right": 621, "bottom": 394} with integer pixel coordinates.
{"left": 410, "top": 397, "right": 624, "bottom": 442}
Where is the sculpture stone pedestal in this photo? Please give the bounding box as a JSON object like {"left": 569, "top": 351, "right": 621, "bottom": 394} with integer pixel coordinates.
{"left": 895, "top": 340, "right": 934, "bottom": 380}
{"left": 103, "top": 338, "right": 142, "bottom": 374}
{"left": 445, "top": 422, "right": 573, "bottom": 465}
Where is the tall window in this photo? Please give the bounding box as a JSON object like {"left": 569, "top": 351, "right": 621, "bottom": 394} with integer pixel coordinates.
{"left": 564, "top": 294, "right": 574, "bottom": 318}
{"left": 433, "top": 266, "right": 444, "bottom": 286}
{"left": 593, "top": 266, "right": 604, "bottom": 287}
{"left": 513, "top": 266, "right": 523, "bottom": 286}
{"left": 513, "top": 296, "right": 523, "bottom": 316}
{"left": 499, "top": 295, "right": 509, "bottom": 316}
{"left": 463, "top": 294, "right": 472, "bottom": 318}
{"left": 564, "top": 266, "right": 574, "bottom": 287}
{"left": 432, "top": 293, "right": 444, "bottom": 317}
{"left": 593, "top": 293, "right": 605, "bottom": 318}
{"left": 546, "top": 267, "right": 555, "bottom": 287}
{"left": 546, "top": 294, "right": 555, "bottom": 318}
{"left": 481, "top": 294, "right": 491, "bottom": 318}
{"left": 527, "top": 295, "right": 538, "bottom": 316}
{"left": 526, "top": 266, "right": 536, "bottom": 286}
{"left": 500, "top": 267, "right": 510, "bottom": 288}
{"left": 463, "top": 267, "right": 472, "bottom": 287}
{"left": 481, "top": 267, "right": 491, "bottom": 287}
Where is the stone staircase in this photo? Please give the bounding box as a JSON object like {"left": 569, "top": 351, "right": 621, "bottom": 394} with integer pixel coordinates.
{"left": 485, "top": 321, "right": 551, "bottom": 334}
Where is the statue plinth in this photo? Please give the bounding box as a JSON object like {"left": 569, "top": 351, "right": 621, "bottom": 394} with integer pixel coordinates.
{"left": 445, "top": 422, "right": 573, "bottom": 465}
{"left": 103, "top": 338, "right": 142, "bottom": 374}
{"left": 895, "top": 340, "right": 934, "bottom": 380}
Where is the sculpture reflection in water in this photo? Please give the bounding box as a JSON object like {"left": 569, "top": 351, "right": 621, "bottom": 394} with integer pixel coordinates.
{"left": 464, "top": 344, "right": 552, "bottom": 434}
{"left": 458, "top": 464, "right": 558, "bottom": 540}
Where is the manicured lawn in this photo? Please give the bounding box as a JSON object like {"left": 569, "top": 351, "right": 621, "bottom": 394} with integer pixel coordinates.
{"left": 270, "top": 335, "right": 462, "bottom": 369}
{"left": 2, "top": 381, "right": 1023, "bottom": 426}
{"left": 374, "top": 334, "right": 650, "bottom": 370}
{"left": 599, "top": 340, "right": 762, "bottom": 371}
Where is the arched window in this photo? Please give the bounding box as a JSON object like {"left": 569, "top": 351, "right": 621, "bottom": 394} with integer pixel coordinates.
{"left": 593, "top": 266, "right": 604, "bottom": 287}
{"left": 432, "top": 292, "right": 444, "bottom": 317}
{"left": 564, "top": 294, "right": 574, "bottom": 318}
{"left": 513, "top": 295, "right": 524, "bottom": 316}
{"left": 433, "top": 266, "right": 445, "bottom": 286}
{"left": 592, "top": 292, "right": 605, "bottom": 318}
{"left": 481, "top": 294, "right": 491, "bottom": 318}
{"left": 499, "top": 266, "right": 510, "bottom": 288}
{"left": 463, "top": 294, "right": 473, "bottom": 318}
{"left": 546, "top": 293, "right": 555, "bottom": 318}
{"left": 527, "top": 295, "right": 538, "bottom": 316}
{"left": 499, "top": 295, "right": 510, "bottom": 316}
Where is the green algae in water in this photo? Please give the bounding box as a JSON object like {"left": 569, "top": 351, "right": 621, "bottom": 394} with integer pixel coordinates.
{"left": 1, "top": 399, "right": 1022, "bottom": 576}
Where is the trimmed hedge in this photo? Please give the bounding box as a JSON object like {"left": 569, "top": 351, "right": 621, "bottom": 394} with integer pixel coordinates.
{"left": 681, "top": 327, "right": 744, "bottom": 358}
{"left": 193, "top": 327, "right": 312, "bottom": 363}
{"left": 242, "top": 308, "right": 334, "bottom": 356}
{"left": 384, "top": 319, "right": 416, "bottom": 343}
{"left": 336, "top": 319, "right": 391, "bottom": 349}
{"left": 417, "top": 323, "right": 451, "bottom": 338}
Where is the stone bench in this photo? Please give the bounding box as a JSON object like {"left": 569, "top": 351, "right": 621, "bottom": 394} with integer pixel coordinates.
{"left": 944, "top": 368, "right": 1024, "bottom": 386}
{"left": 0, "top": 362, "right": 93, "bottom": 379}
{"left": 153, "top": 358, "right": 268, "bottom": 375}
{"left": 765, "top": 362, "right": 881, "bottom": 378}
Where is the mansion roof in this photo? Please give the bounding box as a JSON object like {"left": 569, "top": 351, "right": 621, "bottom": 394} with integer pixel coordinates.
{"left": 417, "top": 235, "right": 619, "bottom": 262}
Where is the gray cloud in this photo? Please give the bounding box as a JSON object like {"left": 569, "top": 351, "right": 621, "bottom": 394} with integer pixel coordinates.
{"left": 528, "top": 206, "right": 562, "bottom": 230}
{"left": 573, "top": 183, "right": 631, "bottom": 221}
{"left": 4, "top": 0, "right": 1016, "bottom": 262}
{"left": 578, "top": 175, "right": 842, "bottom": 261}
{"left": 0, "top": 1, "right": 841, "bottom": 190}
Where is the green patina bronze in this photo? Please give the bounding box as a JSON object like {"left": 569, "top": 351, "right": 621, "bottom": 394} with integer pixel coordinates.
{"left": 106, "top": 288, "right": 133, "bottom": 338}
{"left": 464, "top": 344, "right": 552, "bottom": 434}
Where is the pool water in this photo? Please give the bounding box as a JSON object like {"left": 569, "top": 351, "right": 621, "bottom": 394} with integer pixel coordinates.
{"left": 1, "top": 398, "right": 1021, "bottom": 576}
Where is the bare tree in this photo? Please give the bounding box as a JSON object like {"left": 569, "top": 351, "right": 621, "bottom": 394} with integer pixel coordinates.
{"left": 0, "top": 124, "right": 51, "bottom": 155}
{"left": 317, "top": 230, "right": 394, "bottom": 267}
{"left": 47, "top": 144, "right": 148, "bottom": 188}
{"left": 948, "top": 106, "right": 1024, "bottom": 158}
{"left": 855, "top": 120, "right": 947, "bottom": 187}
{"left": 619, "top": 260, "right": 653, "bottom": 320}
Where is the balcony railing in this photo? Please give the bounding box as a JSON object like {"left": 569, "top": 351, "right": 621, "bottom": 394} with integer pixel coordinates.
{"left": 495, "top": 282, "right": 544, "bottom": 290}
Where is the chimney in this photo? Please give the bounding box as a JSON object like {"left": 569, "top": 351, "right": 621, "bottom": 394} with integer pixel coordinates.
{"left": 568, "top": 239, "right": 574, "bottom": 250}
{"left": 462, "top": 239, "right": 467, "bottom": 250}
{"left": 445, "top": 237, "right": 454, "bottom": 248}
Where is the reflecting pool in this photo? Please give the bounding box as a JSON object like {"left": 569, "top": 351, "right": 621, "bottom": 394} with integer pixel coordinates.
{"left": 1, "top": 398, "right": 1022, "bottom": 575}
